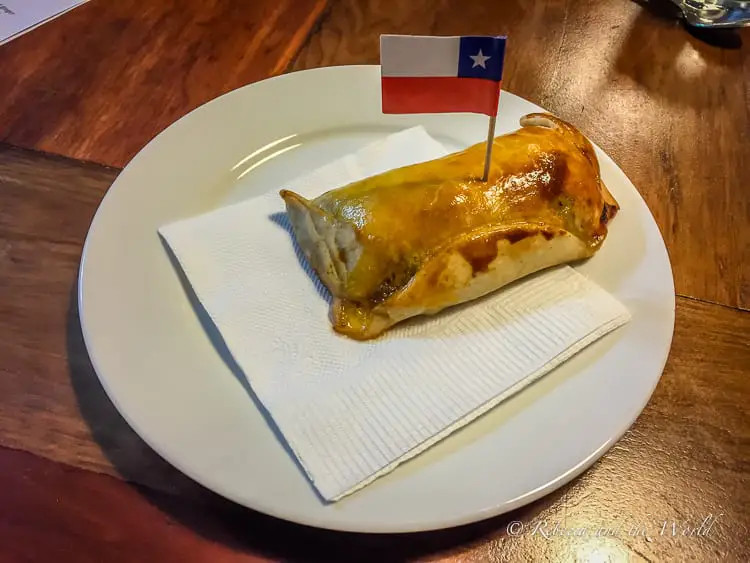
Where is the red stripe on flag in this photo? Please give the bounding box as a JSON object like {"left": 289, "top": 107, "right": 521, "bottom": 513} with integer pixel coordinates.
{"left": 381, "top": 76, "right": 500, "bottom": 117}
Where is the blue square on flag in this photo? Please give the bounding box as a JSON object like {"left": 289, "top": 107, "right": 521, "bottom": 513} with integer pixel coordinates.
{"left": 457, "top": 36, "right": 506, "bottom": 82}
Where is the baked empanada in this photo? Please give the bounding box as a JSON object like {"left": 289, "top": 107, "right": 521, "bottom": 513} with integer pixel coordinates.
{"left": 280, "top": 113, "right": 619, "bottom": 340}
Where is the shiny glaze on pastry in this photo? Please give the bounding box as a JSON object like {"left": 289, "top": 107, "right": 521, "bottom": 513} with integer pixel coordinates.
{"left": 280, "top": 113, "right": 619, "bottom": 340}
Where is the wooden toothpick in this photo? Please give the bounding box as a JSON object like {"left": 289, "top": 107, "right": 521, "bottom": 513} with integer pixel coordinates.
{"left": 481, "top": 115, "right": 497, "bottom": 182}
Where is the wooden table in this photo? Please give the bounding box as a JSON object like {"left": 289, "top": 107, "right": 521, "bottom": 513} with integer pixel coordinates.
{"left": 1, "top": 0, "right": 748, "bottom": 561}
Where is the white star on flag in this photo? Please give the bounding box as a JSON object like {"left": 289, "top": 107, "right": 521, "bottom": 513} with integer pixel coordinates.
{"left": 469, "top": 49, "right": 491, "bottom": 69}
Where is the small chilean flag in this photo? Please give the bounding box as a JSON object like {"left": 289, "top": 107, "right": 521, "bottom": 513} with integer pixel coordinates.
{"left": 380, "top": 34, "right": 507, "bottom": 117}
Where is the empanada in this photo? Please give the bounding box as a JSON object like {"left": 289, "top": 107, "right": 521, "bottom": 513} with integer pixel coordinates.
{"left": 280, "top": 113, "right": 619, "bottom": 340}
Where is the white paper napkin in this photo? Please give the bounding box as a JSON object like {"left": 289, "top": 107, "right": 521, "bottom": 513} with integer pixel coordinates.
{"left": 0, "top": 1, "right": 89, "bottom": 46}
{"left": 159, "top": 128, "right": 631, "bottom": 501}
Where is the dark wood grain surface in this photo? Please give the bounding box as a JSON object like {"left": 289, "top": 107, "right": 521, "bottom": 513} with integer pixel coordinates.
{"left": 1, "top": 0, "right": 749, "bottom": 561}
{"left": 293, "top": 0, "right": 750, "bottom": 310}
{"left": 0, "top": 0, "right": 329, "bottom": 168}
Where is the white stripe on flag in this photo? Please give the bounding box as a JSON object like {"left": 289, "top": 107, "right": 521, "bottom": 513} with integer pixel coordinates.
{"left": 380, "top": 35, "right": 460, "bottom": 78}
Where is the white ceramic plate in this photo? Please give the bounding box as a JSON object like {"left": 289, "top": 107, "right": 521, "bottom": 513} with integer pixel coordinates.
{"left": 78, "top": 65, "right": 675, "bottom": 533}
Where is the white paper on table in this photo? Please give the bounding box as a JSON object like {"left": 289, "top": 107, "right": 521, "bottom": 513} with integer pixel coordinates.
{"left": 0, "top": 1, "right": 88, "bottom": 46}
{"left": 159, "top": 128, "right": 631, "bottom": 502}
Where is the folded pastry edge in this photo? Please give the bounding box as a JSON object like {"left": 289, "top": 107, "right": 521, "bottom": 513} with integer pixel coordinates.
{"left": 280, "top": 189, "right": 359, "bottom": 299}
{"left": 522, "top": 112, "right": 621, "bottom": 224}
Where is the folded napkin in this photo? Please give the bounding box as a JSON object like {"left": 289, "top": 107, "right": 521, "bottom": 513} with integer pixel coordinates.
{"left": 159, "top": 128, "right": 631, "bottom": 501}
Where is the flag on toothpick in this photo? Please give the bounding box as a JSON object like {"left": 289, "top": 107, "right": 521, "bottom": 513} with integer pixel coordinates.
{"left": 380, "top": 34, "right": 507, "bottom": 116}
{"left": 380, "top": 34, "right": 507, "bottom": 180}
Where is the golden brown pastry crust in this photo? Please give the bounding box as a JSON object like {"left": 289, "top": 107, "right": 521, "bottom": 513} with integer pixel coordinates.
{"left": 280, "top": 113, "right": 619, "bottom": 340}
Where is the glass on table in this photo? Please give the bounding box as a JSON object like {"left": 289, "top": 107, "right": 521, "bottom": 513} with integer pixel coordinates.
{"left": 671, "top": 0, "right": 750, "bottom": 27}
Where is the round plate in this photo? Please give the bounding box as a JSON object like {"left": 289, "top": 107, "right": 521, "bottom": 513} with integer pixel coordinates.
{"left": 79, "top": 65, "right": 675, "bottom": 533}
